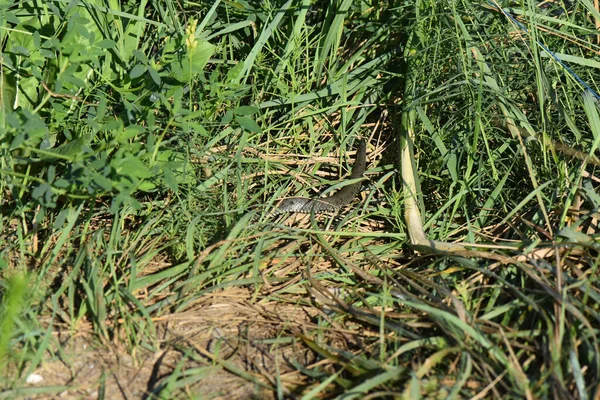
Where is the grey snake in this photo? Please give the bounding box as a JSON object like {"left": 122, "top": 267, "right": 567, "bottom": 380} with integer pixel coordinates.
{"left": 274, "top": 139, "right": 366, "bottom": 214}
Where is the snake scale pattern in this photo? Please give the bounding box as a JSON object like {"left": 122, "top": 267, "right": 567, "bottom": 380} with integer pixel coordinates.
{"left": 274, "top": 139, "right": 366, "bottom": 214}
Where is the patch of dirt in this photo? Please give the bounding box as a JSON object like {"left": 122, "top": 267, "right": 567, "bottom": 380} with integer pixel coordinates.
{"left": 23, "top": 335, "right": 180, "bottom": 399}
{"left": 16, "top": 286, "right": 329, "bottom": 399}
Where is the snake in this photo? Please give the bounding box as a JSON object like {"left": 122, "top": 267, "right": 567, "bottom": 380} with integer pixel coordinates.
{"left": 273, "top": 139, "right": 366, "bottom": 214}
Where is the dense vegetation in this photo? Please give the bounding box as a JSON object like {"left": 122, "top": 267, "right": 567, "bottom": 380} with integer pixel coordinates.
{"left": 1, "top": 0, "right": 599, "bottom": 398}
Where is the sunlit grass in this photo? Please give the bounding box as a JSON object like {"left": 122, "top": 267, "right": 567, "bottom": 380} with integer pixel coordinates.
{"left": 1, "top": 0, "right": 599, "bottom": 398}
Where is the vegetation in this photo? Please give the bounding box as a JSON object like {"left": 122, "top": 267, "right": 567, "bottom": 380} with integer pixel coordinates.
{"left": 1, "top": 0, "right": 599, "bottom": 398}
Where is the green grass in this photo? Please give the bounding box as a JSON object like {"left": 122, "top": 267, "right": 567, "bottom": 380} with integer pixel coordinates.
{"left": 1, "top": 0, "right": 600, "bottom": 398}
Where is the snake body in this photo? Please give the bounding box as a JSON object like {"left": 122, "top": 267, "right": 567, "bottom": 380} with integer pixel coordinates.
{"left": 274, "top": 139, "right": 366, "bottom": 214}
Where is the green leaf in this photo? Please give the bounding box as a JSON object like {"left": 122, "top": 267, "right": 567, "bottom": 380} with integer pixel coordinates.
{"left": 163, "top": 167, "right": 179, "bottom": 192}
{"left": 236, "top": 116, "right": 262, "bottom": 133}
{"left": 0, "top": 273, "right": 29, "bottom": 362}
{"left": 33, "top": 31, "right": 41, "bottom": 47}
{"left": 234, "top": 105, "right": 259, "bottom": 116}
{"left": 133, "top": 50, "right": 149, "bottom": 64}
{"left": 130, "top": 64, "right": 147, "bottom": 79}
{"left": 557, "top": 227, "right": 595, "bottom": 244}
{"left": 2, "top": 73, "right": 17, "bottom": 118}
{"left": 116, "top": 155, "right": 152, "bottom": 179}
{"left": 4, "top": 11, "right": 19, "bottom": 24}
{"left": 53, "top": 179, "right": 70, "bottom": 188}
{"left": 138, "top": 181, "right": 157, "bottom": 192}
{"left": 41, "top": 137, "right": 86, "bottom": 160}
{"left": 93, "top": 174, "right": 113, "bottom": 191}
{"left": 64, "top": 74, "right": 86, "bottom": 88}
{"left": 96, "top": 39, "right": 116, "bottom": 49}
{"left": 39, "top": 49, "right": 56, "bottom": 59}
{"left": 12, "top": 46, "right": 30, "bottom": 56}
{"left": 221, "top": 110, "right": 233, "bottom": 124}
{"left": 148, "top": 66, "right": 161, "bottom": 85}
{"left": 227, "top": 62, "right": 244, "bottom": 84}
{"left": 189, "top": 40, "right": 215, "bottom": 72}
{"left": 115, "top": 125, "right": 146, "bottom": 142}
{"left": 9, "top": 134, "right": 26, "bottom": 150}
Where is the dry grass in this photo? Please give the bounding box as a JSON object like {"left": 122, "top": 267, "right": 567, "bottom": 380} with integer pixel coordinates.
{"left": 3, "top": 0, "right": 600, "bottom": 398}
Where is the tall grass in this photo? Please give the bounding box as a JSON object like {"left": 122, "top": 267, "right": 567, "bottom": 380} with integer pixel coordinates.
{"left": 1, "top": 0, "right": 599, "bottom": 398}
